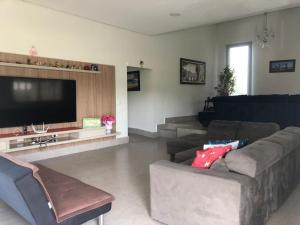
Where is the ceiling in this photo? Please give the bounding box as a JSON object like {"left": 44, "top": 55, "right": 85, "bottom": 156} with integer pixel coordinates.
{"left": 24, "top": 0, "right": 300, "bottom": 35}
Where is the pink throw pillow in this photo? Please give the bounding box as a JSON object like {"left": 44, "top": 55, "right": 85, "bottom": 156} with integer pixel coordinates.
{"left": 192, "top": 146, "right": 232, "bottom": 169}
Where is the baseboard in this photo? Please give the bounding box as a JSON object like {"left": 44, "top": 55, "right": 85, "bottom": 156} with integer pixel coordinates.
{"left": 17, "top": 136, "right": 129, "bottom": 162}
{"left": 128, "top": 128, "right": 159, "bottom": 138}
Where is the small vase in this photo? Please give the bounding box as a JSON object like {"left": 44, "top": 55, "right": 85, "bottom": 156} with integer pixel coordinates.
{"left": 105, "top": 122, "right": 113, "bottom": 134}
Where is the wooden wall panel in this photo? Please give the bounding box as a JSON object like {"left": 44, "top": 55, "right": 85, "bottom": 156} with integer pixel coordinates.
{"left": 101, "top": 65, "right": 116, "bottom": 116}
{"left": 0, "top": 52, "right": 116, "bottom": 135}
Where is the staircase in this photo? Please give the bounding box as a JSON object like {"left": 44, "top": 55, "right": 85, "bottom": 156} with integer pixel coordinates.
{"left": 157, "top": 116, "right": 206, "bottom": 138}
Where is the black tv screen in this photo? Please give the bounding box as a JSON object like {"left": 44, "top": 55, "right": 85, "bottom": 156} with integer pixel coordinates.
{"left": 0, "top": 76, "right": 77, "bottom": 128}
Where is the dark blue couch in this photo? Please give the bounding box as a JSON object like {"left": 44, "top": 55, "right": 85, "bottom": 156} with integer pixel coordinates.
{"left": 199, "top": 95, "right": 300, "bottom": 128}
{"left": 0, "top": 155, "right": 112, "bottom": 225}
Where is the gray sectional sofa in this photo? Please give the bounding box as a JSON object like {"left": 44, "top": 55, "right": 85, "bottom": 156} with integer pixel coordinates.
{"left": 150, "top": 126, "right": 300, "bottom": 225}
{"left": 167, "top": 120, "right": 280, "bottom": 162}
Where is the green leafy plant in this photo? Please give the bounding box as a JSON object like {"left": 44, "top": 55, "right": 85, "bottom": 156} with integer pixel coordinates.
{"left": 215, "top": 66, "right": 235, "bottom": 96}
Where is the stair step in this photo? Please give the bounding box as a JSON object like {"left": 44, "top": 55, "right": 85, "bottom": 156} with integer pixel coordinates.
{"left": 165, "top": 115, "right": 198, "bottom": 123}
{"left": 158, "top": 123, "right": 194, "bottom": 131}
{"left": 177, "top": 127, "right": 207, "bottom": 137}
{"left": 159, "top": 129, "right": 177, "bottom": 138}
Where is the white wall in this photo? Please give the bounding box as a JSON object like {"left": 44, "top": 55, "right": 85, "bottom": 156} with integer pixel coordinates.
{"left": 0, "top": 0, "right": 216, "bottom": 135}
{"left": 3, "top": 1, "right": 298, "bottom": 135}
{"left": 128, "top": 26, "right": 216, "bottom": 131}
{"left": 0, "top": 0, "right": 156, "bottom": 137}
{"left": 215, "top": 7, "right": 300, "bottom": 95}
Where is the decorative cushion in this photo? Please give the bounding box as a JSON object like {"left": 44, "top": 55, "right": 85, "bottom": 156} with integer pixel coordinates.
{"left": 192, "top": 146, "right": 232, "bottom": 169}
{"left": 237, "top": 139, "right": 248, "bottom": 148}
{"left": 206, "top": 139, "right": 248, "bottom": 149}
{"left": 204, "top": 140, "right": 239, "bottom": 150}
{"left": 208, "top": 139, "right": 234, "bottom": 145}
{"left": 225, "top": 140, "right": 284, "bottom": 177}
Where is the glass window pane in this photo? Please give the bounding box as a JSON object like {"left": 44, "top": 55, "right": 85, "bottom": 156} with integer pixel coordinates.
{"left": 228, "top": 45, "right": 250, "bottom": 95}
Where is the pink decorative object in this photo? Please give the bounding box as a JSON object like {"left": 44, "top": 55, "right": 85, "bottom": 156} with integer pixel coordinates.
{"left": 192, "top": 145, "right": 232, "bottom": 169}
{"left": 101, "top": 115, "right": 116, "bottom": 134}
{"left": 29, "top": 46, "right": 38, "bottom": 57}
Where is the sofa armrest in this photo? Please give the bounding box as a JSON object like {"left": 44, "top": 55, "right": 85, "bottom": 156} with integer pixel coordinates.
{"left": 150, "top": 160, "right": 255, "bottom": 225}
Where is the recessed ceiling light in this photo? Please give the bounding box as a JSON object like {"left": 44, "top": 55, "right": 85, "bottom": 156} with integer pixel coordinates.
{"left": 169, "top": 13, "right": 181, "bottom": 17}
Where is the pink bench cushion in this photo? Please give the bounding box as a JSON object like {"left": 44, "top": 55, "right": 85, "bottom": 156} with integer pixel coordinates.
{"left": 36, "top": 164, "right": 114, "bottom": 223}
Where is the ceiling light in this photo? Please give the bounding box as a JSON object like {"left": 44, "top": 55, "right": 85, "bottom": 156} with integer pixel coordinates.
{"left": 256, "top": 13, "right": 275, "bottom": 49}
{"left": 169, "top": 13, "right": 181, "bottom": 17}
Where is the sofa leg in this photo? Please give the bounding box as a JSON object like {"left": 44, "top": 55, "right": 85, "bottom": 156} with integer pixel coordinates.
{"left": 98, "top": 215, "right": 104, "bottom": 225}
{"left": 170, "top": 153, "right": 175, "bottom": 162}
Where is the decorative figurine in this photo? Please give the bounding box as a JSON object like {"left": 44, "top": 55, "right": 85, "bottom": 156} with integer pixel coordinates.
{"left": 140, "top": 60, "right": 144, "bottom": 68}
{"left": 29, "top": 46, "right": 38, "bottom": 57}
{"left": 91, "top": 64, "right": 98, "bottom": 71}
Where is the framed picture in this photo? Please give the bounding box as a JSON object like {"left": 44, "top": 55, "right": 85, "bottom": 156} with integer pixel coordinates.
{"left": 180, "top": 58, "right": 206, "bottom": 85}
{"left": 127, "top": 71, "right": 140, "bottom": 91}
{"left": 269, "top": 59, "right": 296, "bottom": 73}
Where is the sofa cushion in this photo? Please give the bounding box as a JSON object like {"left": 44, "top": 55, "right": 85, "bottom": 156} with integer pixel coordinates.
{"left": 262, "top": 131, "right": 300, "bottom": 156}
{"left": 283, "top": 127, "right": 300, "bottom": 137}
{"left": 225, "top": 140, "right": 284, "bottom": 178}
{"left": 207, "top": 120, "right": 240, "bottom": 140}
{"left": 236, "top": 121, "right": 280, "bottom": 143}
{"left": 210, "top": 159, "right": 230, "bottom": 172}
{"left": 36, "top": 164, "right": 114, "bottom": 223}
{"left": 179, "top": 159, "right": 193, "bottom": 165}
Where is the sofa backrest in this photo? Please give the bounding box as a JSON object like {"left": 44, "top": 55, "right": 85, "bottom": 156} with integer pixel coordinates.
{"left": 225, "top": 140, "right": 284, "bottom": 178}
{"left": 207, "top": 120, "right": 280, "bottom": 143}
{"left": 210, "top": 95, "right": 300, "bottom": 128}
{"left": 236, "top": 121, "right": 280, "bottom": 143}
{"left": 207, "top": 120, "right": 240, "bottom": 140}
{"left": 0, "top": 156, "right": 37, "bottom": 225}
{"left": 225, "top": 128, "right": 300, "bottom": 178}
{"left": 0, "top": 155, "right": 57, "bottom": 225}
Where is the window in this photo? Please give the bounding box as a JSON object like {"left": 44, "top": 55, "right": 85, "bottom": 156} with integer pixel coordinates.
{"left": 226, "top": 43, "right": 252, "bottom": 95}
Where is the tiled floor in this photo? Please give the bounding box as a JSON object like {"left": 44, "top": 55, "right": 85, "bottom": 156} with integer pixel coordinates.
{"left": 0, "top": 134, "right": 300, "bottom": 225}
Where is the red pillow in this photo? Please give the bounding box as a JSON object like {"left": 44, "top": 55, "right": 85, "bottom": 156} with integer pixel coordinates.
{"left": 192, "top": 145, "right": 232, "bottom": 169}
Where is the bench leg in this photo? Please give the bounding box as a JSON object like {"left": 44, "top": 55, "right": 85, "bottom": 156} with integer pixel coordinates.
{"left": 98, "top": 215, "right": 104, "bottom": 225}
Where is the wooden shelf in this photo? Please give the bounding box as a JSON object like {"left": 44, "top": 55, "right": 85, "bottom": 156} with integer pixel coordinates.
{"left": 0, "top": 62, "right": 101, "bottom": 74}
{"left": 0, "top": 127, "right": 119, "bottom": 153}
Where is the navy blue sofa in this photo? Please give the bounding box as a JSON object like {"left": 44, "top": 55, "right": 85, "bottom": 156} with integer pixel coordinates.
{"left": 0, "top": 155, "right": 113, "bottom": 225}
{"left": 199, "top": 95, "right": 300, "bottom": 128}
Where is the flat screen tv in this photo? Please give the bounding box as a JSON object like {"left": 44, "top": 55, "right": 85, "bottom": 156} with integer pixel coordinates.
{"left": 0, "top": 76, "right": 77, "bottom": 128}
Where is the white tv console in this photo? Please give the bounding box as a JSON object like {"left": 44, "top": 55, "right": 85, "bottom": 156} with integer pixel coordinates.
{"left": 0, "top": 127, "right": 117, "bottom": 153}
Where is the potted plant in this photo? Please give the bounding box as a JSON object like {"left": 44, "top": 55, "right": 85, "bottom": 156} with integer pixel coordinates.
{"left": 215, "top": 66, "right": 235, "bottom": 96}
{"left": 101, "top": 115, "right": 116, "bottom": 134}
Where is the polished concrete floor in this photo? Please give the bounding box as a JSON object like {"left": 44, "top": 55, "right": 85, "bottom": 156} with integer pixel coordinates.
{"left": 1, "top": 134, "right": 300, "bottom": 225}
